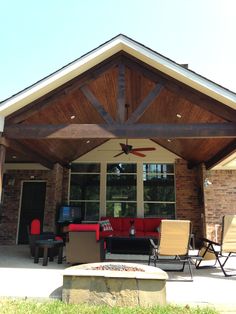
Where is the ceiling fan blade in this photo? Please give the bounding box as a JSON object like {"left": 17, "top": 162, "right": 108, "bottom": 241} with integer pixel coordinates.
{"left": 130, "top": 151, "right": 146, "bottom": 157}
{"left": 113, "top": 151, "right": 125, "bottom": 157}
{"left": 132, "top": 147, "right": 156, "bottom": 152}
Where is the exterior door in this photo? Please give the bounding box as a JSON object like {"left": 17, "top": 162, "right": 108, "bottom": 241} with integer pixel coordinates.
{"left": 18, "top": 181, "right": 46, "bottom": 244}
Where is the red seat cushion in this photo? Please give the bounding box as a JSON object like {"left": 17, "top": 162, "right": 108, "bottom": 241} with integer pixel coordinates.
{"left": 143, "top": 218, "right": 162, "bottom": 232}
{"left": 134, "top": 218, "right": 144, "bottom": 232}
{"left": 122, "top": 218, "right": 134, "bottom": 231}
{"left": 68, "top": 224, "right": 100, "bottom": 241}
{"left": 31, "top": 219, "right": 40, "bottom": 235}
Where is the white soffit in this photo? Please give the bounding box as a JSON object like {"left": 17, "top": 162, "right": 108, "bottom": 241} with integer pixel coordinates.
{"left": 0, "top": 35, "right": 236, "bottom": 116}
{"left": 74, "top": 139, "right": 180, "bottom": 163}
{"left": 212, "top": 152, "right": 236, "bottom": 170}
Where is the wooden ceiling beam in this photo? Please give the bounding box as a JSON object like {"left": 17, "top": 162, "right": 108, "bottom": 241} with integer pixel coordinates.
{"left": 205, "top": 140, "right": 236, "bottom": 170}
{"left": 0, "top": 137, "right": 54, "bottom": 169}
{"left": 116, "top": 63, "right": 126, "bottom": 123}
{"left": 126, "top": 83, "right": 164, "bottom": 124}
{"left": 122, "top": 54, "right": 236, "bottom": 122}
{"left": 4, "top": 123, "right": 236, "bottom": 139}
{"left": 80, "top": 85, "right": 115, "bottom": 124}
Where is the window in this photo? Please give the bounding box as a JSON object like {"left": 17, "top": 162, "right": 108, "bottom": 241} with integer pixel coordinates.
{"left": 106, "top": 163, "right": 137, "bottom": 217}
{"left": 143, "top": 163, "right": 175, "bottom": 218}
{"left": 69, "top": 163, "right": 100, "bottom": 221}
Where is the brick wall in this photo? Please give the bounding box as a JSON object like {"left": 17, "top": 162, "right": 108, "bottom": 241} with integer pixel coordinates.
{"left": 203, "top": 169, "right": 236, "bottom": 241}
{"left": 0, "top": 164, "right": 67, "bottom": 244}
{"left": 1, "top": 161, "right": 235, "bottom": 245}
{"left": 175, "top": 159, "right": 204, "bottom": 240}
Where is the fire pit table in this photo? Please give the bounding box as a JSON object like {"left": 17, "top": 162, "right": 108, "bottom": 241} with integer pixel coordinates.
{"left": 62, "top": 262, "right": 168, "bottom": 307}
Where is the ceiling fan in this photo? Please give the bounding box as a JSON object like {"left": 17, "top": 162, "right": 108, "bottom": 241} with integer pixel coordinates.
{"left": 113, "top": 140, "right": 156, "bottom": 157}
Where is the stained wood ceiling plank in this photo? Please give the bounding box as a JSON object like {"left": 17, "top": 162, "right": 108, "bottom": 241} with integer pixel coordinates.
{"left": 205, "top": 140, "right": 236, "bottom": 169}
{"left": 126, "top": 83, "right": 164, "bottom": 124}
{"left": 0, "top": 137, "right": 54, "bottom": 169}
{"left": 80, "top": 85, "right": 114, "bottom": 124}
{"left": 6, "top": 54, "right": 121, "bottom": 124}
{"left": 122, "top": 54, "right": 236, "bottom": 122}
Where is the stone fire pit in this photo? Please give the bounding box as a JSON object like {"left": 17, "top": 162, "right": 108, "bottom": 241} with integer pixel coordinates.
{"left": 62, "top": 262, "right": 168, "bottom": 307}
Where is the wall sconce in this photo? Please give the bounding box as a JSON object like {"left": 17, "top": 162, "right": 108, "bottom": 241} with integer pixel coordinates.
{"left": 204, "top": 178, "right": 212, "bottom": 187}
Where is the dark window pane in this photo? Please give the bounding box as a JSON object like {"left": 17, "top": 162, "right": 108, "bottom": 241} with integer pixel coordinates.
{"left": 70, "top": 174, "right": 100, "bottom": 200}
{"left": 144, "top": 203, "right": 175, "bottom": 219}
{"left": 71, "top": 163, "right": 100, "bottom": 173}
{"left": 143, "top": 174, "right": 175, "bottom": 201}
{"left": 107, "top": 174, "right": 136, "bottom": 201}
{"left": 143, "top": 163, "right": 174, "bottom": 174}
{"left": 107, "top": 163, "right": 136, "bottom": 174}
{"left": 70, "top": 201, "right": 99, "bottom": 221}
{"left": 106, "top": 202, "right": 137, "bottom": 217}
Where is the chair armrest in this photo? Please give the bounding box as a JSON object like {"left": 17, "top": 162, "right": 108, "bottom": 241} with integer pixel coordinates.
{"left": 200, "top": 237, "right": 220, "bottom": 246}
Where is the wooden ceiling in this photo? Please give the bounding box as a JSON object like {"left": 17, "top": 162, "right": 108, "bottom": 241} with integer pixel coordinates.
{"left": 2, "top": 52, "right": 236, "bottom": 169}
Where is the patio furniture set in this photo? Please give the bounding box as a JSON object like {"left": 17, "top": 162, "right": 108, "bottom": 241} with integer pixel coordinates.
{"left": 29, "top": 215, "right": 236, "bottom": 279}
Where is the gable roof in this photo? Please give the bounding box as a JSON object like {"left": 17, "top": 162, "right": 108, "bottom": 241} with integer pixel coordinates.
{"left": 1, "top": 34, "right": 236, "bottom": 117}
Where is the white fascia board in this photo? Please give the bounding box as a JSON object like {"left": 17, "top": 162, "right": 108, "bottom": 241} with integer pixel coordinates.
{"left": 1, "top": 35, "right": 235, "bottom": 117}
{"left": 0, "top": 116, "right": 5, "bottom": 132}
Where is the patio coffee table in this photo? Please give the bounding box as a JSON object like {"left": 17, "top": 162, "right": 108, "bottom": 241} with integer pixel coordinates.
{"left": 34, "top": 239, "right": 64, "bottom": 266}
{"left": 105, "top": 236, "right": 156, "bottom": 255}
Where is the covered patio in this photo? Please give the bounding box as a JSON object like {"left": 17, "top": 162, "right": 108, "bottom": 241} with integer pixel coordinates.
{"left": 0, "top": 34, "right": 235, "bottom": 246}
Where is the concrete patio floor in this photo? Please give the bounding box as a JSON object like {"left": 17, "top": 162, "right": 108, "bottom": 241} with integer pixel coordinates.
{"left": 0, "top": 245, "right": 236, "bottom": 313}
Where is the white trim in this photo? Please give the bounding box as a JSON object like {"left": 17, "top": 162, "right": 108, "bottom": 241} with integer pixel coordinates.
{"left": 16, "top": 180, "right": 47, "bottom": 244}
{"left": 1, "top": 35, "right": 235, "bottom": 116}
{"left": 0, "top": 116, "right": 5, "bottom": 132}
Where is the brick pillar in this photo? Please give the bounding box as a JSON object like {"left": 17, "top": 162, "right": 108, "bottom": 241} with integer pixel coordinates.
{"left": 44, "top": 163, "right": 64, "bottom": 232}
{"left": 203, "top": 168, "right": 236, "bottom": 241}
{"left": 175, "top": 159, "right": 205, "bottom": 240}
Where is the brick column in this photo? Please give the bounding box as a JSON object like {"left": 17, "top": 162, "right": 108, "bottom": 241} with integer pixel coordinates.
{"left": 175, "top": 159, "right": 204, "bottom": 240}
{"left": 44, "top": 163, "right": 64, "bottom": 232}
{"left": 203, "top": 168, "right": 236, "bottom": 241}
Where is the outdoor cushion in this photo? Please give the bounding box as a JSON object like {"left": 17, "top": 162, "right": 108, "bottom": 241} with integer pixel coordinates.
{"left": 68, "top": 223, "right": 100, "bottom": 241}
{"left": 30, "top": 219, "right": 41, "bottom": 235}
{"left": 101, "top": 217, "right": 123, "bottom": 231}
{"left": 122, "top": 218, "right": 135, "bottom": 232}
{"left": 134, "top": 218, "right": 144, "bottom": 231}
{"left": 143, "top": 218, "right": 162, "bottom": 232}
{"left": 99, "top": 220, "right": 113, "bottom": 231}
{"left": 100, "top": 230, "right": 113, "bottom": 238}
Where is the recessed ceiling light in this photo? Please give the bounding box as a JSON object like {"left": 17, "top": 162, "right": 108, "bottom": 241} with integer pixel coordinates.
{"left": 12, "top": 155, "right": 17, "bottom": 159}
{"left": 70, "top": 115, "right": 76, "bottom": 120}
{"left": 86, "top": 140, "right": 90, "bottom": 144}
{"left": 176, "top": 113, "right": 182, "bottom": 118}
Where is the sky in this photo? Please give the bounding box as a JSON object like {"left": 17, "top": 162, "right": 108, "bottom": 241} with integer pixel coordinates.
{"left": 0, "top": 0, "right": 236, "bottom": 101}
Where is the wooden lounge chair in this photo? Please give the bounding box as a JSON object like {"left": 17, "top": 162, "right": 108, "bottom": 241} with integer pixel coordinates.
{"left": 148, "top": 219, "right": 200, "bottom": 281}
{"left": 196, "top": 215, "right": 236, "bottom": 277}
